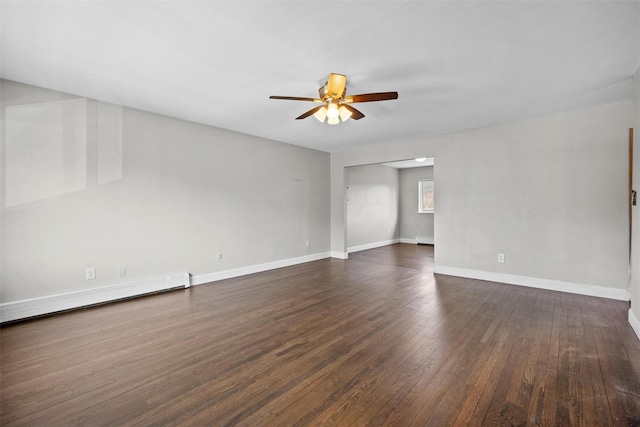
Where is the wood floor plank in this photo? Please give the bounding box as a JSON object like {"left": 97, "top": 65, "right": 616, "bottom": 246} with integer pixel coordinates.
{"left": 576, "top": 293, "right": 615, "bottom": 427}
{"left": 2, "top": 244, "right": 639, "bottom": 426}
{"left": 457, "top": 287, "right": 521, "bottom": 427}
{"left": 540, "top": 291, "right": 564, "bottom": 426}
{"left": 345, "top": 279, "right": 497, "bottom": 426}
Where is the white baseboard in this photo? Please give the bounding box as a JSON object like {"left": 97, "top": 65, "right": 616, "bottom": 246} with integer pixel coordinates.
{"left": 434, "top": 265, "right": 629, "bottom": 301}
{"left": 0, "top": 273, "right": 190, "bottom": 323}
{"left": 400, "top": 237, "right": 435, "bottom": 245}
{"left": 331, "top": 252, "right": 348, "bottom": 260}
{"left": 347, "top": 238, "right": 400, "bottom": 254}
{"left": 192, "top": 252, "right": 331, "bottom": 285}
{"left": 629, "top": 309, "right": 640, "bottom": 341}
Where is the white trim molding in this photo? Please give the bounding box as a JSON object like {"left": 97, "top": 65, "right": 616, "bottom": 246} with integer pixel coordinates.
{"left": 629, "top": 309, "right": 640, "bottom": 341}
{"left": 0, "top": 273, "right": 190, "bottom": 323}
{"left": 331, "top": 252, "right": 348, "bottom": 260}
{"left": 347, "top": 238, "right": 400, "bottom": 254}
{"left": 434, "top": 265, "right": 630, "bottom": 301}
{"left": 192, "top": 252, "right": 331, "bottom": 285}
{"left": 417, "top": 237, "right": 434, "bottom": 245}
{"left": 399, "top": 238, "right": 435, "bottom": 245}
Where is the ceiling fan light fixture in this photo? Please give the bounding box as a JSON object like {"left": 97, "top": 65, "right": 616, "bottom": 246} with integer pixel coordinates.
{"left": 326, "top": 102, "right": 340, "bottom": 119}
{"left": 338, "top": 105, "right": 352, "bottom": 122}
{"left": 314, "top": 106, "right": 328, "bottom": 122}
{"left": 327, "top": 116, "right": 340, "bottom": 125}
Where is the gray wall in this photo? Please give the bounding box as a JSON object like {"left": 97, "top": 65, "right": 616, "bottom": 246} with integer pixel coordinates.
{"left": 346, "top": 164, "right": 399, "bottom": 249}
{"left": 2, "top": 77, "right": 636, "bottom": 322}
{"left": 331, "top": 102, "right": 631, "bottom": 292}
{"left": 0, "top": 80, "right": 331, "bottom": 302}
{"left": 399, "top": 166, "right": 434, "bottom": 244}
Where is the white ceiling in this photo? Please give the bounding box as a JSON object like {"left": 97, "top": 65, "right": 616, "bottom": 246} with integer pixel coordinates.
{"left": 1, "top": 1, "right": 639, "bottom": 153}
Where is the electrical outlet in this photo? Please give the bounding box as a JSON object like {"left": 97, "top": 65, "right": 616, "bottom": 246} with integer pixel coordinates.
{"left": 85, "top": 267, "right": 96, "bottom": 280}
{"left": 497, "top": 253, "right": 505, "bottom": 263}
{"left": 305, "top": 240, "right": 310, "bottom": 248}
{"left": 118, "top": 266, "right": 126, "bottom": 277}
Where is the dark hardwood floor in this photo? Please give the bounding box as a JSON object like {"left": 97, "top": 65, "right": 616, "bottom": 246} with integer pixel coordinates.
{"left": 1, "top": 244, "right": 639, "bottom": 426}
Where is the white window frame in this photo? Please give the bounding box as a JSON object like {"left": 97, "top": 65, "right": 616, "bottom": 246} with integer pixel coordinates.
{"left": 418, "top": 179, "right": 434, "bottom": 213}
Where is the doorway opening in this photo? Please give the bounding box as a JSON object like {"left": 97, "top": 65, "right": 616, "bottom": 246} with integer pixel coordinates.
{"left": 345, "top": 157, "right": 435, "bottom": 255}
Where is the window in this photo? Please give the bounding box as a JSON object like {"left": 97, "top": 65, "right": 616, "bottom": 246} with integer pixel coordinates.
{"left": 418, "top": 179, "right": 434, "bottom": 213}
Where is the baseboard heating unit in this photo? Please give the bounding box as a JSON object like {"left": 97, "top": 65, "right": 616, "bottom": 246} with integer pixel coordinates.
{"left": 0, "top": 272, "right": 190, "bottom": 323}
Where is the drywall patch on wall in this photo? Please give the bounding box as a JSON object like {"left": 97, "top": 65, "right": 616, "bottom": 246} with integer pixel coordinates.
{"left": 5, "top": 98, "right": 88, "bottom": 207}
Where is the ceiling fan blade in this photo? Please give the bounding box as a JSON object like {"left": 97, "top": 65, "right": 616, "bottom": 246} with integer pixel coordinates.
{"left": 345, "top": 92, "right": 398, "bottom": 103}
{"left": 270, "top": 95, "right": 321, "bottom": 102}
{"left": 342, "top": 104, "right": 365, "bottom": 120}
{"left": 326, "top": 73, "right": 347, "bottom": 98}
{"left": 295, "top": 105, "right": 324, "bottom": 120}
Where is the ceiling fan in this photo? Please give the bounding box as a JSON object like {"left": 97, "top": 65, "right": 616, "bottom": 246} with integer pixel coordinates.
{"left": 269, "top": 73, "right": 398, "bottom": 125}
